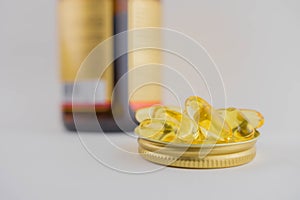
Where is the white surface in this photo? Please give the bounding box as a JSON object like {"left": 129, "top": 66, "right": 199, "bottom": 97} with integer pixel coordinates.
{"left": 0, "top": 131, "right": 299, "bottom": 200}
{"left": 0, "top": 0, "right": 300, "bottom": 199}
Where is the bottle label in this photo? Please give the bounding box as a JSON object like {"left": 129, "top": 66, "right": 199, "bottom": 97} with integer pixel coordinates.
{"left": 58, "top": 0, "right": 113, "bottom": 112}
{"left": 62, "top": 81, "right": 110, "bottom": 112}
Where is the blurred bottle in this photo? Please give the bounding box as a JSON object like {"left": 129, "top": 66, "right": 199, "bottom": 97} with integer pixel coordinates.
{"left": 58, "top": 0, "right": 162, "bottom": 132}
{"left": 128, "top": 0, "right": 162, "bottom": 110}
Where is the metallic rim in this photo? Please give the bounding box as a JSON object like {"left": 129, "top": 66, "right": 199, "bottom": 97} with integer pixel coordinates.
{"left": 138, "top": 134, "right": 259, "bottom": 169}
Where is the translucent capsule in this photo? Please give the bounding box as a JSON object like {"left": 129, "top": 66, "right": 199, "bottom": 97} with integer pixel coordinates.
{"left": 185, "top": 96, "right": 232, "bottom": 142}
{"left": 217, "top": 108, "right": 264, "bottom": 129}
{"left": 135, "top": 105, "right": 204, "bottom": 143}
{"left": 217, "top": 108, "right": 255, "bottom": 141}
{"left": 239, "top": 109, "right": 264, "bottom": 129}
{"left": 135, "top": 119, "right": 166, "bottom": 138}
{"left": 134, "top": 119, "right": 177, "bottom": 143}
{"left": 157, "top": 108, "right": 201, "bottom": 142}
{"left": 135, "top": 105, "right": 182, "bottom": 123}
{"left": 155, "top": 131, "right": 177, "bottom": 143}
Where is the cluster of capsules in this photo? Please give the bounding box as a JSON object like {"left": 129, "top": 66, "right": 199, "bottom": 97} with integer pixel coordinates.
{"left": 134, "top": 96, "right": 264, "bottom": 144}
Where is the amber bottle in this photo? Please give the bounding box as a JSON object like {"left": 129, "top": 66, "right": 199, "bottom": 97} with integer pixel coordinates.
{"left": 59, "top": 0, "right": 161, "bottom": 132}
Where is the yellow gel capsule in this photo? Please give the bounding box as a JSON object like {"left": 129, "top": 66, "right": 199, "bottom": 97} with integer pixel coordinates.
{"left": 185, "top": 96, "right": 232, "bottom": 142}
{"left": 135, "top": 119, "right": 187, "bottom": 143}
{"left": 239, "top": 109, "right": 264, "bottom": 128}
{"left": 217, "top": 108, "right": 264, "bottom": 129}
{"left": 135, "top": 105, "right": 182, "bottom": 123}
{"left": 158, "top": 131, "right": 177, "bottom": 143}
{"left": 151, "top": 128, "right": 177, "bottom": 143}
{"left": 217, "top": 108, "right": 255, "bottom": 141}
{"left": 135, "top": 106, "right": 203, "bottom": 143}
{"left": 135, "top": 118, "right": 175, "bottom": 139}
{"left": 155, "top": 107, "right": 200, "bottom": 142}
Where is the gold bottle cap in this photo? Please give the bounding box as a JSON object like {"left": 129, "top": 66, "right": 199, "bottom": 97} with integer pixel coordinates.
{"left": 138, "top": 132, "right": 259, "bottom": 169}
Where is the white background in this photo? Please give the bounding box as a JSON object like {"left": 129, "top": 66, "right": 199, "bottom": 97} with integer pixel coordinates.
{"left": 0, "top": 0, "right": 300, "bottom": 199}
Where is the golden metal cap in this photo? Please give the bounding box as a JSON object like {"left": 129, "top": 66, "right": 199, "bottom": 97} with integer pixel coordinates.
{"left": 138, "top": 132, "right": 259, "bottom": 169}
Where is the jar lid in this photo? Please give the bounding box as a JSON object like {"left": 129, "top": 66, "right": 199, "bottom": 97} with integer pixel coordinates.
{"left": 138, "top": 131, "right": 260, "bottom": 169}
